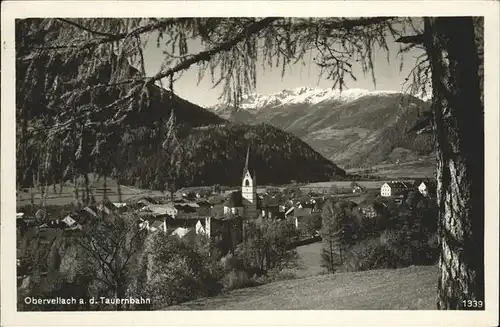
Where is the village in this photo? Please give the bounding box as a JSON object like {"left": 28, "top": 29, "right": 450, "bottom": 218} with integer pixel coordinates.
{"left": 16, "top": 147, "right": 438, "bottom": 280}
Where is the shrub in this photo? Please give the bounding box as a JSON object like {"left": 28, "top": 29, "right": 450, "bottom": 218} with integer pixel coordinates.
{"left": 298, "top": 214, "right": 322, "bottom": 237}
{"left": 221, "top": 269, "right": 260, "bottom": 291}
{"left": 344, "top": 227, "right": 439, "bottom": 272}
{"left": 235, "top": 218, "right": 299, "bottom": 274}
{"left": 342, "top": 190, "right": 439, "bottom": 272}
{"left": 135, "top": 233, "right": 223, "bottom": 308}
{"left": 253, "top": 267, "right": 298, "bottom": 284}
{"left": 220, "top": 253, "right": 244, "bottom": 272}
{"left": 343, "top": 237, "right": 398, "bottom": 272}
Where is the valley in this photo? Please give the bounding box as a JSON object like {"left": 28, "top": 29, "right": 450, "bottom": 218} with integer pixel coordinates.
{"left": 209, "top": 86, "right": 434, "bottom": 170}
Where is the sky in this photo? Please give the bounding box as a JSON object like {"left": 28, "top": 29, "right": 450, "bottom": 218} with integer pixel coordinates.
{"left": 142, "top": 30, "right": 425, "bottom": 107}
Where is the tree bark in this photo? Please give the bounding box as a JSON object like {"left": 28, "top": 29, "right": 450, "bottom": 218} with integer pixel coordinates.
{"left": 424, "top": 17, "right": 484, "bottom": 310}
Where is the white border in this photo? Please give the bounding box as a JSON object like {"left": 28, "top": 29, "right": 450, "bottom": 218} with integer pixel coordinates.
{"left": 1, "top": 1, "right": 499, "bottom": 327}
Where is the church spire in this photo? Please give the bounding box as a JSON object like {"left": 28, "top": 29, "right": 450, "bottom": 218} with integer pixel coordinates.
{"left": 242, "top": 144, "right": 256, "bottom": 181}
{"left": 244, "top": 145, "right": 250, "bottom": 172}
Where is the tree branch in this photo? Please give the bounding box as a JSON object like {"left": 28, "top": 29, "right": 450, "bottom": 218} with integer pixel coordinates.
{"left": 99, "top": 17, "right": 280, "bottom": 110}
{"left": 146, "top": 17, "right": 281, "bottom": 85}
{"left": 396, "top": 34, "right": 426, "bottom": 45}
{"left": 57, "top": 18, "right": 119, "bottom": 38}
{"left": 275, "top": 17, "right": 395, "bottom": 32}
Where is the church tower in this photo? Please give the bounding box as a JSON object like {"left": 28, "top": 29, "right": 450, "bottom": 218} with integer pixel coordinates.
{"left": 241, "top": 146, "right": 258, "bottom": 218}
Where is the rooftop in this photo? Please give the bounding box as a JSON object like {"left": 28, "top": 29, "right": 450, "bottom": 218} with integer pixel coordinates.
{"left": 224, "top": 191, "right": 243, "bottom": 208}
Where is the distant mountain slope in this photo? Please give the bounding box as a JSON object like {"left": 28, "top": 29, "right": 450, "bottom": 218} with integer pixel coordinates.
{"left": 121, "top": 123, "right": 346, "bottom": 189}
{"left": 126, "top": 84, "right": 226, "bottom": 128}
{"left": 210, "top": 87, "right": 434, "bottom": 169}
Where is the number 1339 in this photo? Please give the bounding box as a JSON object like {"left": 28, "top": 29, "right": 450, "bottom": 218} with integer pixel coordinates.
{"left": 462, "top": 300, "right": 483, "bottom": 308}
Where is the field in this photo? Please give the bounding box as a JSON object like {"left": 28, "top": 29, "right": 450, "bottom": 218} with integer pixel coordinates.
{"left": 165, "top": 241, "right": 437, "bottom": 310}
{"left": 346, "top": 159, "right": 436, "bottom": 179}
{"left": 294, "top": 241, "right": 325, "bottom": 277}
{"left": 16, "top": 174, "right": 164, "bottom": 207}
{"left": 165, "top": 264, "right": 438, "bottom": 310}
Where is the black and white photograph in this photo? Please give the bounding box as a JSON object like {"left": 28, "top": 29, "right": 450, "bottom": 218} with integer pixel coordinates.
{"left": 1, "top": 1, "right": 499, "bottom": 326}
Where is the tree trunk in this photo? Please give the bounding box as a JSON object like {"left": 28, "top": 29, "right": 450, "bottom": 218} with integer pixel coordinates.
{"left": 424, "top": 17, "right": 484, "bottom": 310}
{"left": 84, "top": 173, "right": 91, "bottom": 205}
{"left": 114, "top": 284, "right": 124, "bottom": 311}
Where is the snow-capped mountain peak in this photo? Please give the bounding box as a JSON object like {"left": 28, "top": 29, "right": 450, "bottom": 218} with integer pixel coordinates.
{"left": 212, "top": 87, "right": 401, "bottom": 111}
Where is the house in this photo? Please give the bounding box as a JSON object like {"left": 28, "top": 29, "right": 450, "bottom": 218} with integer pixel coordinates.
{"left": 136, "top": 196, "right": 158, "bottom": 208}
{"left": 96, "top": 203, "right": 113, "bottom": 215}
{"left": 358, "top": 205, "right": 378, "bottom": 219}
{"left": 259, "top": 195, "right": 280, "bottom": 219}
{"left": 141, "top": 203, "right": 178, "bottom": 218}
{"left": 208, "top": 194, "right": 226, "bottom": 205}
{"left": 34, "top": 208, "right": 47, "bottom": 220}
{"left": 150, "top": 220, "right": 167, "bottom": 234}
{"left": 182, "top": 191, "right": 197, "bottom": 201}
{"left": 61, "top": 215, "right": 77, "bottom": 228}
{"left": 171, "top": 227, "right": 196, "bottom": 240}
{"left": 156, "top": 214, "right": 244, "bottom": 253}
{"left": 197, "top": 215, "right": 243, "bottom": 253}
{"left": 380, "top": 181, "right": 411, "bottom": 197}
{"left": 196, "top": 199, "right": 212, "bottom": 208}
{"left": 175, "top": 203, "right": 199, "bottom": 213}
{"left": 223, "top": 191, "right": 244, "bottom": 215}
{"left": 415, "top": 179, "right": 437, "bottom": 197}
{"left": 39, "top": 219, "right": 67, "bottom": 230}
{"left": 352, "top": 185, "right": 364, "bottom": 194}
{"left": 113, "top": 202, "right": 127, "bottom": 209}
{"left": 139, "top": 217, "right": 167, "bottom": 234}
{"left": 78, "top": 206, "right": 100, "bottom": 223}
{"left": 287, "top": 207, "right": 321, "bottom": 232}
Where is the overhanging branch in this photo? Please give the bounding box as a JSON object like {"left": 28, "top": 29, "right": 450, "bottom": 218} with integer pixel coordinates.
{"left": 396, "top": 34, "right": 426, "bottom": 45}
{"left": 146, "top": 17, "right": 281, "bottom": 85}
{"left": 57, "top": 18, "right": 119, "bottom": 38}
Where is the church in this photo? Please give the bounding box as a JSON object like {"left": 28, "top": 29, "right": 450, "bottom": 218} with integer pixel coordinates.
{"left": 223, "top": 146, "right": 259, "bottom": 219}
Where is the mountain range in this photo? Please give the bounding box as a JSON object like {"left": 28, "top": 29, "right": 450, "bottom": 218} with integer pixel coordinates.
{"left": 209, "top": 87, "right": 434, "bottom": 169}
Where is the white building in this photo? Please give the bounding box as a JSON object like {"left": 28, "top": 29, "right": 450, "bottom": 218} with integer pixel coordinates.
{"left": 380, "top": 181, "right": 410, "bottom": 197}
{"left": 241, "top": 146, "right": 258, "bottom": 218}
{"left": 223, "top": 146, "right": 259, "bottom": 219}
{"left": 416, "top": 180, "right": 437, "bottom": 197}
{"left": 418, "top": 182, "right": 428, "bottom": 196}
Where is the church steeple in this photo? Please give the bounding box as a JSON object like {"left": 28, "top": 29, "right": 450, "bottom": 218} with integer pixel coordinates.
{"left": 244, "top": 145, "right": 250, "bottom": 173}
{"left": 241, "top": 145, "right": 258, "bottom": 218}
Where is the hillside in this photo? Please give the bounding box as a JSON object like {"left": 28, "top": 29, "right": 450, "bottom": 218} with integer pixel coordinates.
{"left": 165, "top": 265, "right": 438, "bottom": 310}
{"left": 119, "top": 122, "right": 346, "bottom": 189}
{"left": 210, "top": 87, "right": 434, "bottom": 169}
